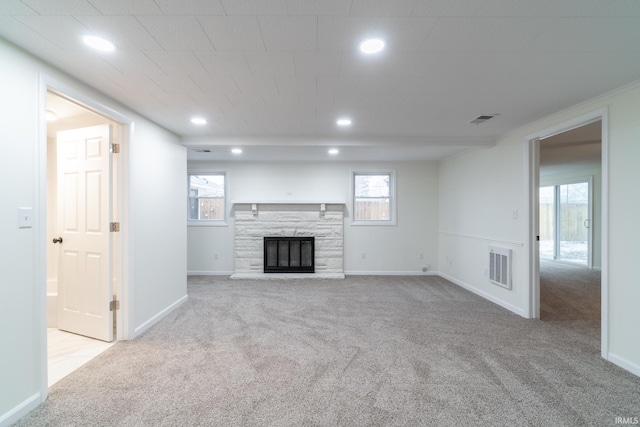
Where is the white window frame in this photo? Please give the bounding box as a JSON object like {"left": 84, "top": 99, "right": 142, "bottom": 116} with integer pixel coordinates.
{"left": 351, "top": 169, "right": 397, "bottom": 226}
{"left": 187, "top": 171, "right": 228, "bottom": 226}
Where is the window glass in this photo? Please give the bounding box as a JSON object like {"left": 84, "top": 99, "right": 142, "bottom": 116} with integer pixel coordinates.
{"left": 354, "top": 173, "right": 392, "bottom": 221}
{"left": 188, "top": 174, "right": 225, "bottom": 221}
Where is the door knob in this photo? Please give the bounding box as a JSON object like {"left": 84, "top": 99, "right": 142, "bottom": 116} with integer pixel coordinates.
{"left": 53, "top": 237, "right": 63, "bottom": 244}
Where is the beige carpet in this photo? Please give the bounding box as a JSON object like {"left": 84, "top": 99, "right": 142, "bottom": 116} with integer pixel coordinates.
{"left": 540, "top": 258, "right": 600, "bottom": 329}
{"left": 16, "top": 274, "right": 640, "bottom": 426}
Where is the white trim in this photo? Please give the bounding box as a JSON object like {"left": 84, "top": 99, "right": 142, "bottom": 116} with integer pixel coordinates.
{"left": 0, "top": 393, "right": 41, "bottom": 427}
{"left": 525, "top": 107, "right": 609, "bottom": 355}
{"left": 122, "top": 122, "right": 134, "bottom": 341}
{"left": 187, "top": 171, "right": 228, "bottom": 225}
{"left": 508, "top": 79, "right": 640, "bottom": 142}
{"left": 438, "top": 273, "right": 526, "bottom": 317}
{"left": 344, "top": 271, "right": 438, "bottom": 276}
{"left": 351, "top": 169, "right": 397, "bottom": 226}
{"left": 133, "top": 295, "right": 188, "bottom": 338}
{"left": 187, "top": 221, "right": 229, "bottom": 227}
{"left": 188, "top": 271, "right": 234, "bottom": 276}
{"left": 118, "top": 122, "right": 132, "bottom": 341}
{"left": 37, "top": 76, "right": 49, "bottom": 405}
{"left": 600, "top": 109, "right": 610, "bottom": 360}
{"left": 524, "top": 112, "right": 603, "bottom": 144}
{"left": 38, "top": 74, "right": 134, "bottom": 403}
{"left": 526, "top": 137, "right": 540, "bottom": 319}
{"left": 608, "top": 353, "right": 640, "bottom": 378}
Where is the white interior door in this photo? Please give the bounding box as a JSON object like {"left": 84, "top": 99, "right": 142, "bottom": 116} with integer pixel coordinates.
{"left": 56, "top": 124, "right": 113, "bottom": 342}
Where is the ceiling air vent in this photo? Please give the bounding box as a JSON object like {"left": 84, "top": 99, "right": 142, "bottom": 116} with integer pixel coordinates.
{"left": 469, "top": 114, "right": 499, "bottom": 125}
{"left": 192, "top": 149, "right": 211, "bottom": 153}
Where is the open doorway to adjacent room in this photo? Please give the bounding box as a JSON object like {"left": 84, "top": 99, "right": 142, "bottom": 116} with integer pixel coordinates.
{"left": 538, "top": 120, "right": 602, "bottom": 337}
{"left": 45, "top": 91, "right": 123, "bottom": 386}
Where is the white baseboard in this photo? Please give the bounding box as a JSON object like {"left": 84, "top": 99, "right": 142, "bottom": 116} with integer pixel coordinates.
{"left": 438, "top": 272, "right": 526, "bottom": 317}
{"left": 607, "top": 353, "right": 640, "bottom": 377}
{"left": 188, "top": 271, "right": 234, "bottom": 276}
{"left": 0, "top": 393, "right": 41, "bottom": 427}
{"left": 344, "top": 270, "right": 438, "bottom": 276}
{"left": 133, "top": 294, "right": 188, "bottom": 338}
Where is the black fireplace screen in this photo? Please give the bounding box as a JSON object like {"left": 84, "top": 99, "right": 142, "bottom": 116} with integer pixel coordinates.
{"left": 264, "top": 237, "right": 315, "bottom": 273}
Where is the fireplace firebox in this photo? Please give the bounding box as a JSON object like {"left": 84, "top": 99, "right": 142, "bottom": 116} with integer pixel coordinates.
{"left": 264, "top": 237, "right": 315, "bottom": 273}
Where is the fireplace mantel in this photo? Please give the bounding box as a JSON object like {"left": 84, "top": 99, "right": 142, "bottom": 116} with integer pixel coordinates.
{"left": 232, "top": 201, "right": 346, "bottom": 208}
{"left": 232, "top": 201, "right": 346, "bottom": 216}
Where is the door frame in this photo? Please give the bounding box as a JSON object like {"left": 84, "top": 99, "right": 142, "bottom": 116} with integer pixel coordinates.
{"left": 37, "top": 75, "right": 133, "bottom": 400}
{"left": 525, "top": 107, "right": 609, "bottom": 359}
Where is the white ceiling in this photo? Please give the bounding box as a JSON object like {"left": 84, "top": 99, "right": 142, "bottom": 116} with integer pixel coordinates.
{"left": 2, "top": 0, "right": 640, "bottom": 162}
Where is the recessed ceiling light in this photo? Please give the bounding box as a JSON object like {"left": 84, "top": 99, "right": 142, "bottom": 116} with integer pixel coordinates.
{"left": 359, "top": 38, "right": 385, "bottom": 54}
{"left": 231, "top": 148, "right": 242, "bottom": 155}
{"left": 336, "top": 118, "right": 352, "bottom": 127}
{"left": 191, "top": 117, "right": 207, "bottom": 125}
{"left": 82, "top": 35, "right": 116, "bottom": 52}
{"left": 45, "top": 110, "right": 57, "bottom": 121}
{"left": 328, "top": 148, "right": 339, "bottom": 155}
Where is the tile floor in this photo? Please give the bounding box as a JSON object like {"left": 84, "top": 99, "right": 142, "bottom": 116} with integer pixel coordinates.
{"left": 47, "top": 328, "right": 115, "bottom": 387}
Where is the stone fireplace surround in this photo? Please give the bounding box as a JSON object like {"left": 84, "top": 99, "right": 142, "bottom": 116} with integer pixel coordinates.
{"left": 230, "top": 202, "right": 345, "bottom": 279}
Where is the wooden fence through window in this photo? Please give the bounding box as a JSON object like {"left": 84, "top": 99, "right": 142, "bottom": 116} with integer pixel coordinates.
{"left": 191, "top": 197, "right": 224, "bottom": 220}
{"left": 539, "top": 203, "right": 589, "bottom": 241}
{"left": 355, "top": 199, "right": 390, "bottom": 221}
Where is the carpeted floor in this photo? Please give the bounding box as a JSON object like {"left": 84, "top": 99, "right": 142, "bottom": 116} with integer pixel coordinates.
{"left": 540, "top": 258, "right": 601, "bottom": 336}
{"left": 16, "top": 274, "right": 640, "bottom": 426}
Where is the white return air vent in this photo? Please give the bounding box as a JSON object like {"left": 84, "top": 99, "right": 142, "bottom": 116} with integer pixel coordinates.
{"left": 489, "top": 246, "right": 511, "bottom": 289}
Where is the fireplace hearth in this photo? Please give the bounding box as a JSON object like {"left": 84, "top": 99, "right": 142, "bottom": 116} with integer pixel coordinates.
{"left": 264, "top": 237, "right": 314, "bottom": 273}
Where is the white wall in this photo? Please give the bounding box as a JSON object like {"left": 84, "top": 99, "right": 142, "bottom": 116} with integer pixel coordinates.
{"left": 131, "top": 120, "right": 187, "bottom": 334}
{"left": 438, "top": 141, "right": 527, "bottom": 315}
{"left": 187, "top": 161, "right": 439, "bottom": 275}
{"left": 438, "top": 82, "right": 640, "bottom": 376}
{"left": 0, "top": 38, "right": 187, "bottom": 426}
{"left": 0, "top": 38, "right": 42, "bottom": 427}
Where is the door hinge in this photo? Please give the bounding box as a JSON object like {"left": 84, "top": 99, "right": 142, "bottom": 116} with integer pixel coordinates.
{"left": 110, "top": 300, "right": 120, "bottom": 311}
{"left": 111, "top": 143, "right": 120, "bottom": 154}
{"left": 110, "top": 222, "right": 120, "bottom": 232}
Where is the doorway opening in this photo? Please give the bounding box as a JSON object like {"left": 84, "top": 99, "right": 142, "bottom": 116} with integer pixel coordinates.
{"left": 45, "top": 91, "right": 122, "bottom": 386}
{"left": 527, "top": 110, "right": 607, "bottom": 358}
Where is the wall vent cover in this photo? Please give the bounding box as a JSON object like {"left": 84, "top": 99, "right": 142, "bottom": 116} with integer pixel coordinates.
{"left": 489, "top": 246, "right": 511, "bottom": 289}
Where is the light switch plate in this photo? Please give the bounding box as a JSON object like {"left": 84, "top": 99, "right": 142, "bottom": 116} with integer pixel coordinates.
{"left": 18, "top": 207, "right": 33, "bottom": 228}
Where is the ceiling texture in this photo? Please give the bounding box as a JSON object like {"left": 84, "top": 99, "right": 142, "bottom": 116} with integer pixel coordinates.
{"left": 1, "top": 0, "right": 640, "bottom": 162}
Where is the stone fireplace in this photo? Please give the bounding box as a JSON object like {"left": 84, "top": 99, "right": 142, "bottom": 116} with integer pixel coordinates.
{"left": 230, "top": 202, "right": 345, "bottom": 279}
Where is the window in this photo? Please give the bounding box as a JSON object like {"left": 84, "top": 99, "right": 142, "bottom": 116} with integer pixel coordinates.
{"left": 353, "top": 171, "right": 396, "bottom": 225}
{"left": 188, "top": 174, "right": 226, "bottom": 224}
